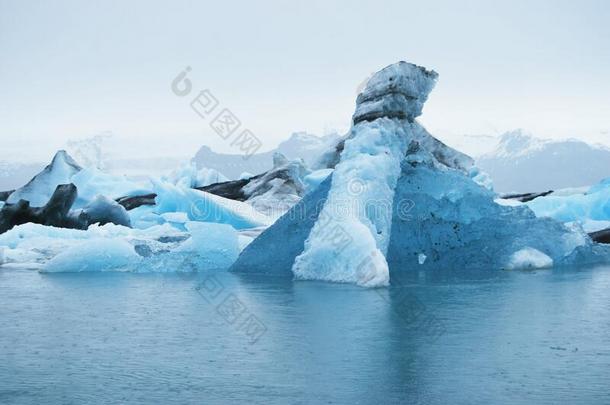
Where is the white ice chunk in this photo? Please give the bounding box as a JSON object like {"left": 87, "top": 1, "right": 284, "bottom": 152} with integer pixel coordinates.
{"left": 418, "top": 253, "right": 427, "bottom": 265}
{"left": 505, "top": 247, "right": 553, "bottom": 270}
{"left": 70, "top": 168, "right": 151, "bottom": 208}
{"left": 175, "top": 222, "right": 240, "bottom": 270}
{"left": 1, "top": 220, "right": 244, "bottom": 272}
{"left": 76, "top": 195, "right": 131, "bottom": 227}
{"left": 43, "top": 239, "right": 140, "bottom": 272}
{"left": 152, "top": 180, "right": 271, "bottom": 230}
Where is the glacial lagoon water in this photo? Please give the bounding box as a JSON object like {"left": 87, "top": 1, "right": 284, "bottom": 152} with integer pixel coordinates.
{"left": 1, "top": 266, "right": 609, "bottom": 404}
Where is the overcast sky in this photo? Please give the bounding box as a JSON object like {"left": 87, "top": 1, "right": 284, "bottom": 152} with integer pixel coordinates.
{"left": 1, "top": 0, "right": 609, "bottom": 162}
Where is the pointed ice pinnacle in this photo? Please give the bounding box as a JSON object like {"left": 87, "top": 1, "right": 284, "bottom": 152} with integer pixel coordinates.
{"left": 7, "top": 150, "right": 82, "bottom": 207}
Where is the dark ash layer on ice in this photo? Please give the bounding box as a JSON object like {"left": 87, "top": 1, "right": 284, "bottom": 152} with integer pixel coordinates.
{"left": 0, "top": 148, "right": 309, "bottom": 234}
{"left": 0, "top": 183, "right": 130, "bottom": 234}
{"left": 352, "top": 62, "right": 438, "bottom": 125}
{"left": 0, "top": 151, "right": 130, "bottom": 234}
{"left": 115, "top": 153, "right": 308, "bottom": 218}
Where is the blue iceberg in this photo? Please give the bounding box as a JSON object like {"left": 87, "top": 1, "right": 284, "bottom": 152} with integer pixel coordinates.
{"left": 231, "top": 61, "right": 610, "bottom": 286}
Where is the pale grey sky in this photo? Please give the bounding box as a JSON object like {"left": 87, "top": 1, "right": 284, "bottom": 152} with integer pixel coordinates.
{"left": 1, "top": 0, "right": 609, "bottom": 162}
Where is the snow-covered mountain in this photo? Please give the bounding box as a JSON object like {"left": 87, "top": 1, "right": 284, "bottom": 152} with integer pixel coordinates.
{"left": 477, "top": 130, "right": 610, "bottom": 193}
{"left": 192, "top": 131, "right": 341, "bottom": 179}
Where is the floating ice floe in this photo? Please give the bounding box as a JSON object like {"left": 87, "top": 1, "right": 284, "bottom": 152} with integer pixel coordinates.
{"left": 0, "top": 221, "right": 241, "bottom": 273}
{"left": 526, "top": 179, "right": 610, "bottom": 232}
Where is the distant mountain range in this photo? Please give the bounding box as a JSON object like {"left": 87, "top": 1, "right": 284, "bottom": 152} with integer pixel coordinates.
{"left": 5, "top": 129, "right": 608, "bottom": 196}
{"left": 192, "top": 132, "right": 340, "bottom": 179}
{"left": 476, "top": 130, "right": 610, "bottom": 193}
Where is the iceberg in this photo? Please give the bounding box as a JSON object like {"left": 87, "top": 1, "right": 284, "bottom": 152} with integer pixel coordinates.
{"left": 6, "top": 150, "right": 82, "bottom": 207}
{"left": 505, "top": 247, "right": 553, "bottom": 271}
{"left": 163, "top": 163, "right": 229, "bottom": 189}
{"left": 0, "top": 151, "right": 262, "bottom": 271}
{"left": 70, "top": 167, "right": 152, "bottom": 209}
{"left": 119, "top": 153, "right": 308, "bottom": 222}
{"left": 44, "top": 238, "right": 140, "bottom": 273}
{"left": 0, "top": 150, "right": 151, "bottom": 234}
{"left": 75, "top": 195, "right": 132, "bottom": 228}
{"left": 241, "top": 153, "right": 309, "bottom": 218}
{"left": 4, "top": 150, "right": 151, "bottom": 210}
{"left": 0, "top": 184, "right": 78, "bottom": 234}
{"left": 525, "top": 178, "right": 610, "bottom": 234}
{"left": 0, "top": 148, "right": 269, "bottom": 235}
{"left": 174, "top": 222, "right": 240, "bottom": 270}
{"left": 149, "top": 179, "right": 271, "bottom": 230}
{"left": 527, "top": 180, "right": 610, "bottom": 224}
{"left": 1, "top": 180, "right": 133, "bottom": 234}
{"left": 231, "top": 61, "right": 610, "bottom": 286}
{"left": 0, "top": 221, "right": 241, "bottom": 273}
{"left": 197, "top": 153, "right": 310, "bottom": 218}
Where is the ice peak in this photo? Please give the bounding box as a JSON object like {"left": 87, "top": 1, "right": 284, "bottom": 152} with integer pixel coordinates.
{"left": 6, "top": 150, "right": 82, "bottom": 207}
{"left": 272, "top": 152, "right": 289, "bottom": 168}
{"left": 50, "top": 150, "right": 82, "bottom": 172}
{"left": 353, "top": 61, "right": 438, "bottom": 125}
{"left": 488, "top": 129, "right": 543, "bottom": 159}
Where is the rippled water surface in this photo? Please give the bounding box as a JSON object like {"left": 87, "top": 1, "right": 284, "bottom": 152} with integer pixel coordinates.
{"left": 1, "top": 266, "right": 610, "bottom": 404}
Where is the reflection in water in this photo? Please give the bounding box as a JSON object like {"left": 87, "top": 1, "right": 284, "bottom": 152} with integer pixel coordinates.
{"left": 0, "top": 265, "right": 609, "bottom": 404}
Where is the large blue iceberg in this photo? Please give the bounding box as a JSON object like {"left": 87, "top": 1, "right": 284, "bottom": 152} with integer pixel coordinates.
{"left": 231, "top": 61, "right": 610, "bottom": 286}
